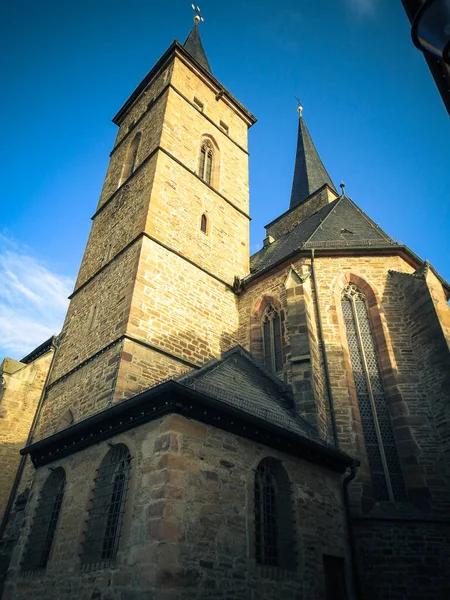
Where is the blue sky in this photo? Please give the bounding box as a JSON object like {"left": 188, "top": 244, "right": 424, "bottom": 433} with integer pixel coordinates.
{"left": 1, "top": 0, "right": 448, "bottom": 359}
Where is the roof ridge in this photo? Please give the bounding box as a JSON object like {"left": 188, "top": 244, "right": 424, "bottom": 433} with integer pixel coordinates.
{"left": 301, "top": 195, "right": 345, "bottom": 247}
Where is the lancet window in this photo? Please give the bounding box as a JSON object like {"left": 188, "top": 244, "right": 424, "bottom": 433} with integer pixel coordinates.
{"left": 22, "top": 468, "right": 66, "bottom": 571}
{"left": 254, "top": 458, "right": 296, "bottom": 570}
{"left": 119, "top": 132, "right": 141, "bottom": 186}
{"left": 199, "top": 140, "right": 214, "bottom": 185}
{"left": 81, "top": 444, "right": 132, "bottom": 568}
{"left": 341, "top": 284, "right": 406, "bottom": 502}
{"left": 262, "top": 305, "right": 283, "bottom": 373}
{"left": 200, "top": 213, "right": 208, "bottom": 233}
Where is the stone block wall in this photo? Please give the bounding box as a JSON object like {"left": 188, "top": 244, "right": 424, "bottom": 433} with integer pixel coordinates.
{"left": 0, "top": 350, "right": 53, "bottom": 523}
{"left": 3, "top": 414, "right": 353, "bottom": 600}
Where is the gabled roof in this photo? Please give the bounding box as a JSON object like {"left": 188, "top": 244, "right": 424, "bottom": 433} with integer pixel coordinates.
{"left": 22, "top": 346, "right": 353, "bottom": 472}
{"left": 183, "top": 22, "right": 212, "bottom": 74}
{"left": 177, "top": 345, "right": 322, "bottom": 444}
{"left": 250, "top": 195, "right": 397, "bottom": 275}
{"left": 290, "top": 115, "right": 336, "bottom": 209}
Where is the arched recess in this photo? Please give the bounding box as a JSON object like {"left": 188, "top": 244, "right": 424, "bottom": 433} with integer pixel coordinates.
{"left": 118, "top": 132, "right": 141, "bottom": 187}
{"left": 250, "top": 295, "right": 286, "bottom": 373}
{"left": 198, "top": 134, "right": 220, "bottom": 189}
{"left": 333, "top": 271, "right": 421, "bottom": 506}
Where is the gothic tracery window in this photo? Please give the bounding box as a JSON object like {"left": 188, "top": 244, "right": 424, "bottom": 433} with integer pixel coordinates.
{"left": 22, "top": 468, "right": 66, "bottom": 571}
{"left": 199, "top": 140, "right": 214, "bottom": 185}
{"left": 341, "top": 284, "right": 406, "bottom": 502}
{"left": 262, "top": 305, "right": 283, "bottom": 372}
{"left": 254, "top": 458, "right": 296, "bottom": 570}
{"left": 81, "top": 444, "right": 132, "bottom": 568}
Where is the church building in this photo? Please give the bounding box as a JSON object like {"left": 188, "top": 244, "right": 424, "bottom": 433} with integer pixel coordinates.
{"left": 0, "top": 14, "right": 449, "bottom": 600}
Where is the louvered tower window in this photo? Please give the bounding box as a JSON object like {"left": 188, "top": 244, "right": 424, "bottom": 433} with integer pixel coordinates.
{"left": 254, "top": 458, "right": 296, "bottom": 570}
{"left": 81, "top": 444, "right": 132, "bottom": 568}
{"left": 262, "top": 305, "right": 283, "bottom": 372}
{"left": 22, "top": 468, "right": 66, "bottom": 571}
{"left": 199, "top": 140, "right": 214, "bottom": 185}
{"left": 341, "top": 284, "right": 406, "bottom": 502}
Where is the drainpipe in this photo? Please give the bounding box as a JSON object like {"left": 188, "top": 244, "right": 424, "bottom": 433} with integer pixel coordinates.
{"left": 310, "top": 249, "right": 339, "bottom": 448}
{"left": 343, "top": 461, "right": 362, "bottom": 600}
{"left": 0, "top": 337, "right": 59, "bottom": 539}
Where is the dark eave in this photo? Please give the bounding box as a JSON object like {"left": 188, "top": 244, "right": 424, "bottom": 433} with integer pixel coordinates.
{"left": 20, "top": 336, "right": 56, "bottom": 364}
{"left": 112, "top": 41, "right": 256, "bottom": 127}
{"left": 21, "top": 381, "right": 352, "bottom": 473}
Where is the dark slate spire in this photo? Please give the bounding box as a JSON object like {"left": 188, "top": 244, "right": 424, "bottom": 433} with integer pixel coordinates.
{"left": 184, "top": 19, "right": 212, "bottom": 75}
{"left": 289, "top": 107, "right": 336, "bottom": 209}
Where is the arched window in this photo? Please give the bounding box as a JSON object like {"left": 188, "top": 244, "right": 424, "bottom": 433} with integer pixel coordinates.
{"left": 200, "top": 213, "right": 208, "bottom": 234}
{"left": 22, "top": 468, "right": 66, "bottom": 570}
{"left": 81, "top": 444, "right": 132, "bottom": 567}
{"left": 262, "top": 305, "right": 283, "bottom": 372}
{"left": 254, "top": 458, "right": 296, "bottom": 570}
{"left": 341, "top": 284, "right": 406, "bottom": 502}
{"left": 199, "top": 140, "right": 214, "bottom": 185}
{"left": 119, "top": 132, "right": 141, "bottom": 186}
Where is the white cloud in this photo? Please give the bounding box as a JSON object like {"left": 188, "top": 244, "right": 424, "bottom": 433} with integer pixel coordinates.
{"left": 345, "top": 0, "right": 377, "bottom": 17}
{"left": 0, "top": 235, "right": 74, "bottom": 360}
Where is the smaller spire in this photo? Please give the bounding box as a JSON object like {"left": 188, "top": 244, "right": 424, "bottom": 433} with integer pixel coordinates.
{"left": 184, "top": 5, "right": 212, "bottom": 74}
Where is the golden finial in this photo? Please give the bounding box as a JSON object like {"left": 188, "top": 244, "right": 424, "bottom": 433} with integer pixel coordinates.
{"left": 295, "top": 96, "right": 303, "bottom": 117}
{"left": 191, "top": 4, "right": 204, "bottom": 24}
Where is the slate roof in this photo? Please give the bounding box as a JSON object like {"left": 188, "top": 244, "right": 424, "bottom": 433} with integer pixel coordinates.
{"left": 250, "top": 195, "right": 397, "bottom": 275}
{"left": 183, "top": 23, "right": 212, "bottom": 74}
{"left": 177, "top": 345, "right": 327, "bottom": 446}
{"left": 290, "top": 116, "right": 336, "bottom": 209}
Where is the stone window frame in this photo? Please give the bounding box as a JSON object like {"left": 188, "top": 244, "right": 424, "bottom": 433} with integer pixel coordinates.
{"left": 118, "top": 131, "right": 141, "bottom": 187}
{"left": 21, "top": 467, "right": 66, "bottom": 572}
{"left": 197, "top": 134, "right": 220, "bottom": 189}
{"left": 200, "top": 212, "right": 209, "bottom": 235}
{"left": 80, "top": 442, "right": 133, "bottom": 570}
{"left": 247, "top": 455, "right": 299, "bottom": 579}
{"left": 250, "top": 295, "right": 286, "bottom": 375}
{"left": 333, "top": 272, "right": 421, "bottom": 508}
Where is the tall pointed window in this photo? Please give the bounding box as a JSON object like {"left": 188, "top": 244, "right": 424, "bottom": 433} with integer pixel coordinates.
{"left": 341, "top": 284, "right": 406, "bottom": 502}
{"left": 262, "top": 305, "right": 283, "bottom": 372}
{"left": 22, "top": 468, "right": 66, "bottom": 571}
{"left": 200, "top": 213, "right": 208, "bottom": 234}
{"left": 254, "top": 458, "right": 296, "bottom": 570}
{"left": 199, "top": 140, "right": 214, "bottom": 185}
{"left": 81, "top": 444, "right": 132, "bottom": 568}
{"left": 119, "top": 132, "right": 141, "bottom": 186}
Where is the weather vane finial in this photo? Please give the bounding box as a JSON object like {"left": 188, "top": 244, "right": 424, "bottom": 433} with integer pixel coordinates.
{"left": 340, "top": 182, "right": 346, "bottom": 196}
{"left": 191, "top": 4, "right": 204, "bottom": 24}
{"left": 295, "top": 96, "right": 303, "bottom": 117}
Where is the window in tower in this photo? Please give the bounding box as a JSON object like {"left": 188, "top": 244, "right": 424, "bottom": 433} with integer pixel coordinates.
{"left": 119, "top": 132, "right": 141, "bottom": 186}
{"left": 22, "top": 468, "right": 66, "bottom": 571}
{"left": 200, "top": 213, "right": 208, "bottom": 234}
{"left": 81, "top": 444, "right": 132, "bottom": 568}
{"left": 199, "top": 140, "right": 214, "bottom": 186}
{"left": 261, "top": 305, "right": 283, "bottom": 373}
{"left": 341, "top": 283, "right": 406, "bottom": 502}
{"left": 254, "top": 458, "right": 296, "bottom": 570}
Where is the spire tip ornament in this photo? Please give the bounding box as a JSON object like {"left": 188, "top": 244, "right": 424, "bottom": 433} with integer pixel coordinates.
{"left": 191, "top": 4, "right": 204, "bottom": 24}
{"left": 340, "top": 182, "right": 346, "bottom": 196}
{"left": 295, "top": 96, "right": 303, "bottom": 117}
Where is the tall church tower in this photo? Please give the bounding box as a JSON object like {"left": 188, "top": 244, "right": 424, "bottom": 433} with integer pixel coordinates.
{"left": 35, "top": 18, "right": 256, "bottom": 440}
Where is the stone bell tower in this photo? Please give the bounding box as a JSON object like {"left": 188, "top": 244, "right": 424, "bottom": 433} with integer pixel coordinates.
{"left": 34, "top": 17, "right": 256, "bottom": 440}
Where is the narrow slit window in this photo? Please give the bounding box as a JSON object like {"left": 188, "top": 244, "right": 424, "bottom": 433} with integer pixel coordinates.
{"left": 81, "top": 444, "right": 132, "bottom": 569}
{"left": 254, "top": 458, "right": 296, "bottom": 570}
{"left": 22, "top": 468, "right": 66, "bottom": 571}
{"left": 341, "top": 284, "right": 406, "bottom": 502}
{"left": 261, "top": 305, "right": 283, "bottom": 373}
{"left": 201, "top": 213, "right": 208, "bottom": 234}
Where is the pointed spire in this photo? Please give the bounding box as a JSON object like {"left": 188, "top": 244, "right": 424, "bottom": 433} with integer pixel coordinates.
{"left": 289, "top": 106, "right": 336, "bottom": 209}
{"left": 184, "top": 8, "right": 212, "bottom": 75}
